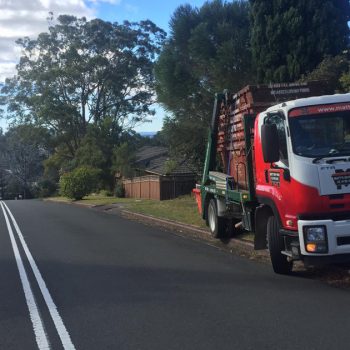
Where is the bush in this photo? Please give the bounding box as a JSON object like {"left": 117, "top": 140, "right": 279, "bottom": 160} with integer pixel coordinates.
{"left": 37, "top": 179, "right": 58, "bottom": 198}
{"left": 115, "top": 181, "right": 125, "bottom": 198}
{"left": 99, "top": 189, "right": 114, "bottom": 197}
{"left": 59, "top": 167, "right": 100, "bottom": 200}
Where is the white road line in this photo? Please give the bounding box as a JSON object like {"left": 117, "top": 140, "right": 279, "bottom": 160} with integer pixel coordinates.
{"left": 2, "top": 201, "right": 76, "bottom": 350}
{"left": 0, "top": 202, "right": 50, "bottom": 350}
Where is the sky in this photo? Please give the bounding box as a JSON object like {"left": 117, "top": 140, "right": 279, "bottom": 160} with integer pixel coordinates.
{"left": 0, "top": 0, "right": 208, "bottom": 133}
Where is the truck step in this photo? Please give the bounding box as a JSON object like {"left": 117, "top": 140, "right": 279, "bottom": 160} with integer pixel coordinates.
{"left": 281, "top": 250, "right": 293, "bottom": 257}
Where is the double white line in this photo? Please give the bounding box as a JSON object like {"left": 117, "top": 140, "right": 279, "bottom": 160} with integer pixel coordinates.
{"left": 0, "top": 201, "right": 76, "bottom": 350}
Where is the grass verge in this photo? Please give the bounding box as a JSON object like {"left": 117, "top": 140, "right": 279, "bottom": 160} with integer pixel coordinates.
{"left": 46, "top": 194, "right": 255, "bottom": 240}
{"left": 125, "top": 196, "right": 207, "bottom": 229}
{"left": 47, "top": 194, "right": 206, "bottom": 228}
{"left": 47, "top": 195, "right": 135, "bottom": 205}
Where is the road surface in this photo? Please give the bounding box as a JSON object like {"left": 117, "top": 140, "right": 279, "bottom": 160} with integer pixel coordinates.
{"left": 1, "top": 199, "right": 350, "bottom": 350}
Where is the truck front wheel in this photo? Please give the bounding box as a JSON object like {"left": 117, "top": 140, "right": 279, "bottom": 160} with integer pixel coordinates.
{"left": 267, "top": 216, "right": 292, "bottom": 275}
{"left": 207, "top": 199, "right": 226, "bottom": 238}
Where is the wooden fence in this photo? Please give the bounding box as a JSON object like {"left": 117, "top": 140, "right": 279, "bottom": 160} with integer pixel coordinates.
{"left": 123, "top": 175, "right": 161, "bottom": 200}
{"left": 123, "top": 175, "right": 196, "bottom": 200}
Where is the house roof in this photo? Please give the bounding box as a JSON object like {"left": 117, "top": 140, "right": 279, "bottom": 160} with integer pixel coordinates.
{"left": 135, "top": 146, "right": 168, "bottom": 163}
{"left": 135, "top": 146, "right": 196, "bottom": 176}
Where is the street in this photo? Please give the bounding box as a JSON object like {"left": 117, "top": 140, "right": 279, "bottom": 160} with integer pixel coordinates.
{"left": 1, "top": 199, "right": 350, "bottom": 350}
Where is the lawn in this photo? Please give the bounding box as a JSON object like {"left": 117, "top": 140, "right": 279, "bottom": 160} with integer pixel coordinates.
{"left": 125, "top": 195, "right": 207, "bottom": 229}
{"left": 46, "top": 194, "right": 254, "bottom": 240}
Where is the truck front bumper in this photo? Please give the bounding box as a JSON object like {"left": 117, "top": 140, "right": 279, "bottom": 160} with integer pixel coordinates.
{"left": 298, "top": 219, "right": 350, "bottom": 257}
{"left": 303, "top": 253, "right": 350, "bottom": 267}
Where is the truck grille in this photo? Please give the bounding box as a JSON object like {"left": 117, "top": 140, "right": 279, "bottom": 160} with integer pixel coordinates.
{"left": 337, "top": 237, "right": 350, "bottom": 246}
{"left": 330, "top": 204, "right": 345, "bottom": 209}
{"left": 329, "top": 194, "right": 344, "bottom": 200}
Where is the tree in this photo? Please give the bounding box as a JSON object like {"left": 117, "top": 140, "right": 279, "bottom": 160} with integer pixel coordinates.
{"left": 155, "top": 1, "right": 252, "bottom": 170}
{"left": 250, "top": 0, "right": 350, "bottom": 83}
{"left": 340, "top": 71, "right": 350, "bottom": 92}
{"left": 2, "top": 124, "right": 51, "bottom": 198}
{"left": 303, "top": 54, "right": 349, "bottom": 92}
{"left": 158, "top": 116, "right": 207, "bottom": 172}
{"left": 336, "top": 51, "right": 350, "bottom": 92}
{"left": 112, "top": 142, "right": 136, "bottom": 179}
{"left": 0, "top": 15, "right": 166, "bottom": 163}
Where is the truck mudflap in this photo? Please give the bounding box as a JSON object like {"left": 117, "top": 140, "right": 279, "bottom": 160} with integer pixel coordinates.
{"left": 193, "top": 187, "right": 202, "bottom": 215}
{"left": 298, "top": 219, "right": 350, "bottom": 257}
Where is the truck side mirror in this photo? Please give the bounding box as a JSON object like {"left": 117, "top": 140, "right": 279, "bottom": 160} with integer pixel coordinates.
{"left": 261, "top": 124, "right": 280, "bottom": 163}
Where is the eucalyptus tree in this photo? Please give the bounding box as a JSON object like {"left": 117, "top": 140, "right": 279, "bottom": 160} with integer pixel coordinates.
{"left": 0, "top": 15, "right": 166, "bottom": 161}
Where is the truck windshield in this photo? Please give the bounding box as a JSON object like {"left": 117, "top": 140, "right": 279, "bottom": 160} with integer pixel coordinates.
{"left": 289, "top": 110, "right": 350, "bottom": 158}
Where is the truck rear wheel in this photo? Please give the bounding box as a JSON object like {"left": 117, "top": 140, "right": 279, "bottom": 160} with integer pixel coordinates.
{"left": 267, "top": 216, "right": 292, "bottom": 275}
{"left": 207, "top": 199, "right": 226, "bottom": 238}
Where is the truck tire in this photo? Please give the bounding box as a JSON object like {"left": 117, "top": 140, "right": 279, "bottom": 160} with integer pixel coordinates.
{"left": 207, "top": 199, "right": 226, "bottom": 238}
{"left": 267, "top": 216, "right": 292, "bottom": 275}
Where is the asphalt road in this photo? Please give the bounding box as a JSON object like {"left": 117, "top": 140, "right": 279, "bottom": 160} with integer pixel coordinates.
{"left": 1, "top": 199, "right": 350, "bottom": 350}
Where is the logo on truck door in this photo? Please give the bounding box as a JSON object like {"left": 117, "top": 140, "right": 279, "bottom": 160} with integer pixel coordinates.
{"left": 332, "top": 169, "right": 350, "bottom": 190}
{"left": 318, "top": 164, "right": 350, "bottom": 195}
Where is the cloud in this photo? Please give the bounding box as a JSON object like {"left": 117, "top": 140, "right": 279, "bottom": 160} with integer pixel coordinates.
{"left": 0, "top": 0, "right": 95, "bottom": 82}
{"left": 0, "top": 62, "right": 16, "bottom": 82}
{"left": 88, "top": 0, "right": 121, "bottom": 4}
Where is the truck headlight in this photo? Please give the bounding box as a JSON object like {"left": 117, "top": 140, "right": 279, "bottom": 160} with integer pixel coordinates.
{"left": 303, "top": 226, "right": 328, "bottom": 253}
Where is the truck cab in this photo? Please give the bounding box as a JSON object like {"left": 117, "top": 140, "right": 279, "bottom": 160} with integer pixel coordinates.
{"left": 256, "top": 94, "right": 350, "bottom": 273}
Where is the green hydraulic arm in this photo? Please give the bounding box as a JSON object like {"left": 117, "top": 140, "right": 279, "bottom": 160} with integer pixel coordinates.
{"left": 201, "top": 93, "right": 225, "bottom": 185}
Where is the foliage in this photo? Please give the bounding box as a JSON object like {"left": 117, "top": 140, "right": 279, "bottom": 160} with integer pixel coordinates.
{"left": 340, "top": 73, "right": 350, "bottom": 92}
{"left": 3, "top": 177, "right": 23, "bottom": 199}
{"left": 303, "top": 54, "right": 349, "bottom": 92}
{"left": 59, "top": 166, "right": 100, "bottom": 200}
{"left": 0, "top": 15, "right": 166, "bottom": 189}
{"left": 158, "top": 116, "right": 207, "bottom": 172}
{"left": 74, "top": 120, "right": 122, "bottom": 188}
{"left": 156, "top": 1, "right": 251, "bottom": 110}
{"left": 36, "top": 179, "right": 58, "bottom": 198}
{"left": 112, "top": 142, "right": 136, "bottom": 178}
{"left": 339, "top": 53, "right": 350, "bottom": 92}
{"left": 1, "top": 124, "right": 52, "bottom": 198}
{"left": 155, "top": 0, "right": 251, "bottom": 169}
{"left": 114, "top": 181, "right": 125, "bottom": 198}
{"left": 43, "top": 147, "right": 73, "bottom": 184}
{"left": 250, "top": 0, "right": 350, "bottom": 83}
{"left": 98, "top": 189, "right": 114, "bottom": 197}
{"left": 164, "top": 159, "right": 178, "bottom": 175}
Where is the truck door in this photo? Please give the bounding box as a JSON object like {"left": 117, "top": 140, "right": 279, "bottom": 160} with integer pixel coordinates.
{"left": 263, "top": 113, "right": 293, "bottom": 224}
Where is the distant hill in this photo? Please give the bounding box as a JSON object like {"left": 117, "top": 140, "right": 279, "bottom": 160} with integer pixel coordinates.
{"left": 139, "top": 131, "right": 157, "bottom": 138}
